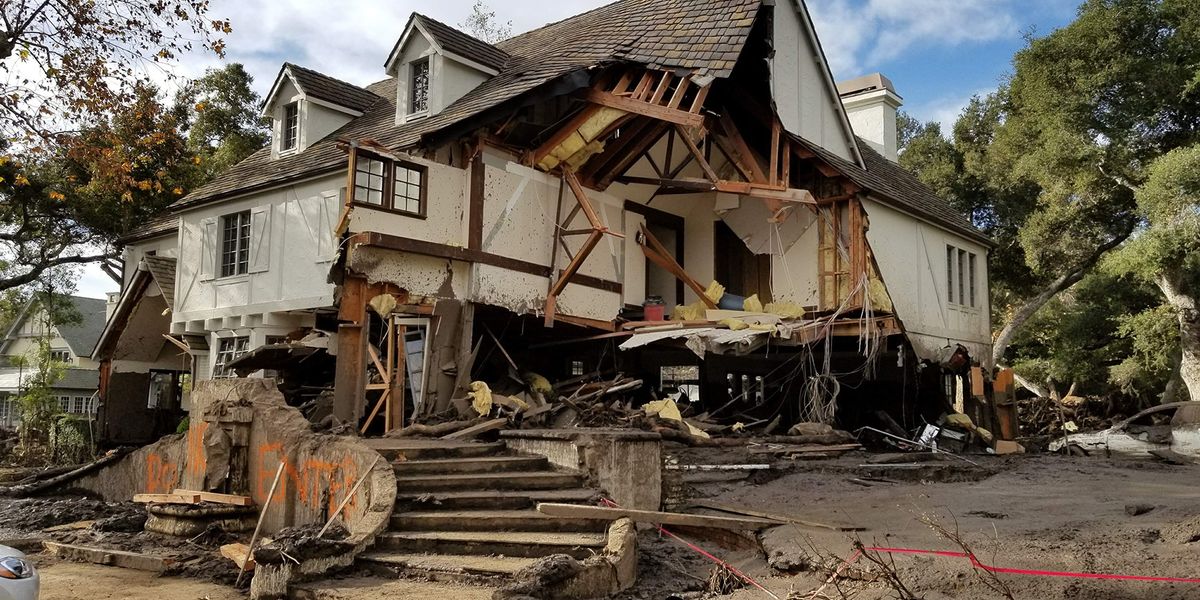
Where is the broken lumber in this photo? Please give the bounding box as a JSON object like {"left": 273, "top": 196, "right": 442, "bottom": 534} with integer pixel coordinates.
{"left": 43, "top": 520, "right": 96, "bottom": 533}
{"left": 0, "top": 449, "right": 128, "bottom": 498}
{"left": 220, "top": 543, "right": 255, "bottom": 571}
{"left": 442, "top": 417, "right": 507, "bottom": 440}
{"left": 132, "top": 493, "right": 201, "bottom": 505}
{"left": 43, "top": 541, "right": 175, "bottom": 572}
{"left": 536, "top": 502, "right": 779, "bottom": 531}
{"left": 385, "top": 419, "right": 477, "bottom": 438}
{"left": 172, "top": 489, "right": 254, "bottom": 507}
{"left": 688, "top": 499, "right": 863, "bottom": 532}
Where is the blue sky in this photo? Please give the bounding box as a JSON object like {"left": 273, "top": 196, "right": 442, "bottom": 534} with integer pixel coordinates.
{"left": 75, "top": 0, "right": 1081, "bottom": 299}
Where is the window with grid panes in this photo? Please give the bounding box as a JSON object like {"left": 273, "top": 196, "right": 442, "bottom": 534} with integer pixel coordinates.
{"left": 410, "top": 58, "right": 429, "bottom": 114}
{"left": 214, "top": 336, "right": 250, "bottom": 378}
{"left": 282, "top": 102, "right": 299, "bottom": 151}
{"left": 393, "top": 163, "right": 424, "bottom": 215}
{"left": 220, "top": 211, "right": 251, "bottom": 277}
{"left": 354, "top": 156, "right": 386, "bottom": 206}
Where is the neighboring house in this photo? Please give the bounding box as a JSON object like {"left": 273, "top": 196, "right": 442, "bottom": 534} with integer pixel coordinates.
{"left": 0, "top": 295, "right": 107, "bottom": 428}
{"left": 107, "top": 0, "right": 993, "bottom": 437}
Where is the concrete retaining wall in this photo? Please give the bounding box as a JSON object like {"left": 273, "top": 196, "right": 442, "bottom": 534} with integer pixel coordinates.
{"left": 70, "top": 378, "right": 394, "bottom": 543}
{"left": 502, "top": 429, "right": 662, "bottom": 511}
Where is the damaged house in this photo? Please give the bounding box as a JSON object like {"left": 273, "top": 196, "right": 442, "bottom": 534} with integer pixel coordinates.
{"left": 96, "top": 0, "right": 993, "bottom": 444}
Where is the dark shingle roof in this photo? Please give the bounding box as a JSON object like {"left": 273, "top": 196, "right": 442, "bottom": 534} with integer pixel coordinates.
{"left": 413, "top": 14, "right": 510, "bottom": 72}
{"left": 796, "top": 136, "right": 992, "bottom": 246}
{"left": 57, "top": 296, "right": 109, "bottom": 358}
{"left": 142, "top": 256, "right": 177, "bottom": 310}
{"left": 117, "top": 212, "right": 178, "bottom": 245}
{"left": 285, "top": 63, "right": 381, "bottom": 114}
{"left": 173, "top": 0, "right": 762, "bottom": 211}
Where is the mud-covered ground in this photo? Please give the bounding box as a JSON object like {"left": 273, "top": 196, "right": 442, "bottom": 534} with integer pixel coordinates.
{"left": 633, "top": 449, "right": 1200, "bottom": 600}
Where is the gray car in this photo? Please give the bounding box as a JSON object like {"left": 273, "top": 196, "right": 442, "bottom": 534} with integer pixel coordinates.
{"left": 0, "top": 544, "right": 38, "bottom": 600}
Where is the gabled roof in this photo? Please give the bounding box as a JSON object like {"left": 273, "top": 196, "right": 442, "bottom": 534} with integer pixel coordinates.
{"left": 2, "top": 295, "right": 109, "bottom": 358}
{"left": 92, "top": 257, "right": 177, "bottom": 361}
{"left": 404, "top": 13, "right": 510, "bottom": 72}
{"left": 174, "top": 0, "right": 761, "bottom": 211}
{"left": 795, "top": 135, "right": 993, "bottom": 246}
{"left": 0, "top": 367, "right": 98, "bottom": 392}
{"left": 262, "top": 63, "right": 381, "bottom": 118}
{"left": 116, "top": 212, "right": 178, "bottom": 246}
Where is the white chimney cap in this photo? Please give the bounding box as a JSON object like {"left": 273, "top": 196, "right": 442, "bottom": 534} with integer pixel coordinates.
{"left": 836, "top": 73, "right": 900, "bottom": 100}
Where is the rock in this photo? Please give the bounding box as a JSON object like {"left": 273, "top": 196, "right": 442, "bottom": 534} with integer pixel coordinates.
{"left": 787, "top": 422, "right": 833, "bottom": 437}
{"left": 1125, "top": 503, "right": 1155, "bottom": 517}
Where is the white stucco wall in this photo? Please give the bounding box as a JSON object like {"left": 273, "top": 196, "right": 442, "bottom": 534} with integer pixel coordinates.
{"left": 771, "top": 0, "right": 855, "bottom": 162}
{"left": 862, "top": 197, "right": 991, "bottom": 359}
{"left": 173, "top": 175, "right": 341, "bottom": 330}
{"left": 122, "top": 232, "right": 179, "bottom": 289}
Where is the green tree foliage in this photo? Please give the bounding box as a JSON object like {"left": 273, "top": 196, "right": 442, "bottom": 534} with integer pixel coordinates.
{"left": 175, "top": 64, "right": 269, "bottom": 180}
{"left": 903, "top": 0, "right": 1200, "bottom": 379}
{"left": 0, "top": 0, "right": 231, "bottom": 146}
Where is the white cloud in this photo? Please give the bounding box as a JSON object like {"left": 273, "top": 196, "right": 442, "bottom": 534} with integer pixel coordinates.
{"left": 172, "top": 0, "right": 612, "bottom": 96}
{"left": 807, "top": 0, "right": 1019, "bottom": 78}
{"left": 906, "top": 87, "right": 993, "bottom": 136}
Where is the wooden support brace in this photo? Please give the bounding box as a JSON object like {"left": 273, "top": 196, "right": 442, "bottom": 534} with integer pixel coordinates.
{"left": 583, "top": 88, "right": 705, "bottom": 128}
{"left": 674, "top": 124, "right": 719, "bottom": 182}
{"left": 638, "top": 224, "right": 717, "bottom": 309}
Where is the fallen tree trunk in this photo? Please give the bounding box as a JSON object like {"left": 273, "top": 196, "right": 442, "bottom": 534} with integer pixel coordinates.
{"left": 384, "top": 419, "right": 479, "bottom": 438}
{"left": 0, "top": 449, "right": 129, "bottom": 498}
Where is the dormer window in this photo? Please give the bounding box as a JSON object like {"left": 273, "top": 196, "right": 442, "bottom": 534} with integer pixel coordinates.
{"left": 410, "top": 58, "right": 430, "bottom": 116}
{"left": 281, "top": 102, "right": 300, "bottom": 152}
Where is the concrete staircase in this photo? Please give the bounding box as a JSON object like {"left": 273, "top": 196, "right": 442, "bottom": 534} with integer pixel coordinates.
{"left": 360, "top": 439, "right": 605, "bottom": 584}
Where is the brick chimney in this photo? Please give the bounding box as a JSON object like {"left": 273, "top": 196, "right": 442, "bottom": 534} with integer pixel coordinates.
{"left": 837, "top": 73, "right": 903, "bottom": 161}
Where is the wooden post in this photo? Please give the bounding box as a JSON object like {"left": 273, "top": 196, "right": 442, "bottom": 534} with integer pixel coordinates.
{"left": 236, "top": 462, "right": 284, "bottom": 588}
{"left": 387, "top": 322, "right": 406, "bottom": 432}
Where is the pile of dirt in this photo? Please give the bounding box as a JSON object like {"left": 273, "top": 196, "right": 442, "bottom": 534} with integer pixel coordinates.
{"left": 254, "top": 523, "right": 353, "bottom": 565}
{"left": 0, "top": 496, "right": 144, "bottom": 532}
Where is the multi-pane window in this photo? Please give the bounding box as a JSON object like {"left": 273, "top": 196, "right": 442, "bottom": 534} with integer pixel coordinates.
{"left": 393, "top": 164, "right": 423, "bottom": 214}
{"left": 353, "top": 153, "right": 426, "bottom": 216}
{"left": 354, "top": 157, "right": 386, "bottom": 206}
{"left": 49, "top": 349, "right": 71, "bottom": 363}
{"left": 410, "top": 58, "right": 430, "bottom": 114}
{"left": 282, "top": 102, "right": 299, "bottom": 151}
{"left": 220, "top": 211, "right": 251, "bottom": 277}
{"left": 214, "top": 336, "right": 251, "bottom": 378}
{"left": 946, "top": 244, "right": 978, "bottom": 308}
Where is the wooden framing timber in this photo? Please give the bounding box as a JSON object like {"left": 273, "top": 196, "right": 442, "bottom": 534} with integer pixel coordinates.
{"left": 582, "top": 89, "right": 705, "bottom": 128}
{"left": 638, "top": 223, "right": 716, "bottom": 309}
{"left": 545, "top": 169, "right": 625, "bottom": 326}
{"left": 348, "top": 232, "right": 622, "bottom": 294}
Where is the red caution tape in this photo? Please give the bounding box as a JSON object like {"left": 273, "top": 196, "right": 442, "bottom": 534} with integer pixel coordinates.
{"left": 862, "top": 546, "right": 1200, "bottom": 584}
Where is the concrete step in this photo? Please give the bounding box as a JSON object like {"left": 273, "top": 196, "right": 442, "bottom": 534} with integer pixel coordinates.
{"left": 394, "top": 455, "right": 549, "bottom": 475}
{"left": 365, "top": 439, "right": 506, "bottom": 461}
{"left": 394, "top": 471, "right": 584, "bottom": 492}
{"left": 391, "top": 509, "right": 606, "bottom": 533}
{"left": 359, "top": 551, "right": 536, "bottom": 583}
{"left": 396, "top": 488, "right": 600, "bottom": 511}
{"left": 375, "top": 530, "right": 607, "bottom": 560}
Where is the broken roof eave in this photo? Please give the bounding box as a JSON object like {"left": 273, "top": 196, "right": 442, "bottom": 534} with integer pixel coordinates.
{"left": 91, "top": 270, "right": 152, "bottom": 362}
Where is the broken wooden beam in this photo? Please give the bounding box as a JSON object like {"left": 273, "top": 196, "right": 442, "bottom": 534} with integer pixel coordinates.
{"left": 536, "top": 502, "right": 779, "bottom": 531}
{"left": 582, "top": 88, "right": 705, "bottom": 127}
{"left": 44, "top": 541, "right": 176, "bottom": 572}
{"left": 132, "top": 493, "right": 201, "bottom": 505}
{"left": 442, "top": 417, "right": 508, "bottom": 440}
{"left": 172, "top": 489, "right": 254, "bottom": 507}
{"left": 220, "top": 543, "right": 255, "bottom": 572}
{"left": 687, "top": 499, "right": 863, "bottom": 532}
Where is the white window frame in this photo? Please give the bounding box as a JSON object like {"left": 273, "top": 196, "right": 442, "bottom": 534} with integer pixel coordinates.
{"left": 214, "top": 336, "right": 251, "bottom": 378}
{"left": 946, "top": 244, "right": 979, "bottom": 309}
{"left": 220, "top": 210, "right": 252, "bottom": 278}
{"left": 408, "top": 57, "right": 430, "bottom": 118}
{"left": 280, "top": 101, "right": 300, "bottom": 153}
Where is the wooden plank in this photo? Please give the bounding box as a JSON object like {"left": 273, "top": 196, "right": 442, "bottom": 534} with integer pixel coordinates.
{"left": 172, "top": 489, "right": 254, "bottom": 507}
{"left": 536, "top": 502, "right": 779, "bottom": 531}
{"left": 674, "top": 125, "right": 719, "bottom": 182}
{"left": 970, "top": 367, "right": 985, "bottom": 397}
{"left": 44, "top": 541, "right": 175, "bottom": 573}
{"left": 583, "top": 88, "right": 705, "bottom": 127}
{"left": 650, "top": 72, "right": 673, "bottom": 104}
{"left": 769, "top": 118, "right": 780, "bottom": 186}
{"left": 667, "top": 75, "right": 692, "bottom": 109}
{"left": 132, "top": 493, "right": 201, "bottom": 505}
{"left": 639, "top": 224, "right": 717, "bottom": 309}
{"left": 688, "top": 499, "right": 863, "bottom": 532}
{"left": 688, "top": 84, "right": 711, "bottom": 114}
{"left": 44, "top": 520, "right": 96, "bottom": 533}
{"left": 220, "top": 543, "right": 254, "bottom": 571}
{"left": 442, "top": 417, "right": 508, "bottom": 440}
{"left": 528, "top": 105, "right": 601, "bottom": 168}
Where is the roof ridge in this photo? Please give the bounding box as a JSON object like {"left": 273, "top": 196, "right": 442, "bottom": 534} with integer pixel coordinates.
{"left": 285, "top": 62, "right": 376, "bottom": 95}
{"left": 413, "top": 12, "right": 510, "bottom": 55}
{"left": 496, "top": 0, "right": 626, "bottom": 51}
